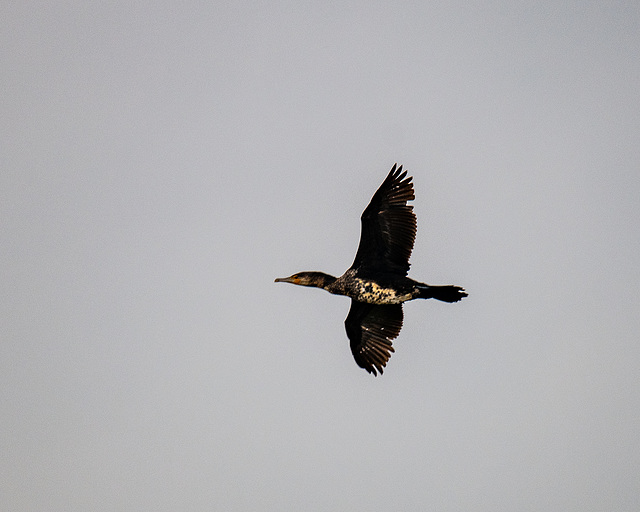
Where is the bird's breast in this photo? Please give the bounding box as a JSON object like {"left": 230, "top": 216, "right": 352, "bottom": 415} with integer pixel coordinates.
{"left": 349, "top": 278, "right": 414, "bottom": 304}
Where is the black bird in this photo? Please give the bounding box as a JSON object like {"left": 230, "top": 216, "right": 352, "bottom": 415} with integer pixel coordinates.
{"left": 275, "top": 164, "right": 467, "bottom": 375}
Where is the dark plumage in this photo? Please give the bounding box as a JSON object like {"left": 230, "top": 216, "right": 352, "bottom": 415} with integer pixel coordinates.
{"left": 275, "top": 164, "right": 467, "bottom": 375}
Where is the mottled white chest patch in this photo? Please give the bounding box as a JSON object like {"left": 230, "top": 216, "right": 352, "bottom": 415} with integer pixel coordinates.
{"left": 352, "top": 278, "right": 414, "bottom": 304}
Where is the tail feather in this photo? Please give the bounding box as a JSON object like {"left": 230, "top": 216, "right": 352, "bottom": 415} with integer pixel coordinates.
{"left": 418, "top": 284, "right": 468, "bottom": 303}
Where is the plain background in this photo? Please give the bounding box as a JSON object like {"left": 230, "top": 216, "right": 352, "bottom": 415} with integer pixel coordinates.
{"left": 2, "top": 2, "right": 639, "bottom": 510}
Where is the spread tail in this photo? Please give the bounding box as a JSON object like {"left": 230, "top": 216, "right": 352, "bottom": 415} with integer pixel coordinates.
{"left": 418, "top": 284, "right": 468, "bottom": 303}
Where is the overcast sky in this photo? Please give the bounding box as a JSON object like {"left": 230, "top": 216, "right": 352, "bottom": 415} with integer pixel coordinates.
{"left": 2, "top": 2, "right": 639, "bottom": 511}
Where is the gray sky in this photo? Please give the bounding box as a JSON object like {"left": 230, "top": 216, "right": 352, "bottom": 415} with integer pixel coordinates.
{"left": 2, "top": 2, "right": 639, "bottom": 510}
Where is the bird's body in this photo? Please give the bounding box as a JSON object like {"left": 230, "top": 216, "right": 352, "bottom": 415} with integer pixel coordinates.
{"left": 329, "top": 270, "right": 417, "bottom": 304}
{"left": 275, "top": 165, "right": 467, "bottom": 375}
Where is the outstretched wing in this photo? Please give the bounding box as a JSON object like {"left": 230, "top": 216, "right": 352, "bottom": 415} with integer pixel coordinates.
{"left": 351, "top": 164, "right": 416, "bottom": 276}
{"left": 345, "top": 300, "right": 404, "bottom": 376}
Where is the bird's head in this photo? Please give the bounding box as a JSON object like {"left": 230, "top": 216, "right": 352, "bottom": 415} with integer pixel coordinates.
{"left": 274, "top": 271, "right": 335, "bottom": 288}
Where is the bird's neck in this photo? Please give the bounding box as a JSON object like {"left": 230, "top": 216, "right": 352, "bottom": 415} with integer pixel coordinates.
{"left": 309, "top": 272, "right": 338, "bottom": 290}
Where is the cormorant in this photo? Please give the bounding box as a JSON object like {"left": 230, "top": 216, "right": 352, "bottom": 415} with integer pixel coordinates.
{"left": 275, "top": 164, "right": 467, "bottom": 375}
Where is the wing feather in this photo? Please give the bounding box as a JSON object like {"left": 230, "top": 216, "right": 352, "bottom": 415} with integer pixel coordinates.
{"left": 351, "top": 164, "right": 417, "bottom": 276}
{"left": 345, "top": 301, "right": 404, "bottom": 376}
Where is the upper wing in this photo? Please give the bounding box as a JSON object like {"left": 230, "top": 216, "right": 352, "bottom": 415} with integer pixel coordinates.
{"left": 351, "top": 164, "right": 416, "bottom": 276}
{"left": 345, "top": 300, "right": 404, "bottom": 376}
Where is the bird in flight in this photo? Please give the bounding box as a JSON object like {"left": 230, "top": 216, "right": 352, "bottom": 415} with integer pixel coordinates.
{"left": 275, "top": 164, "right": 467, "bottom": 375}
